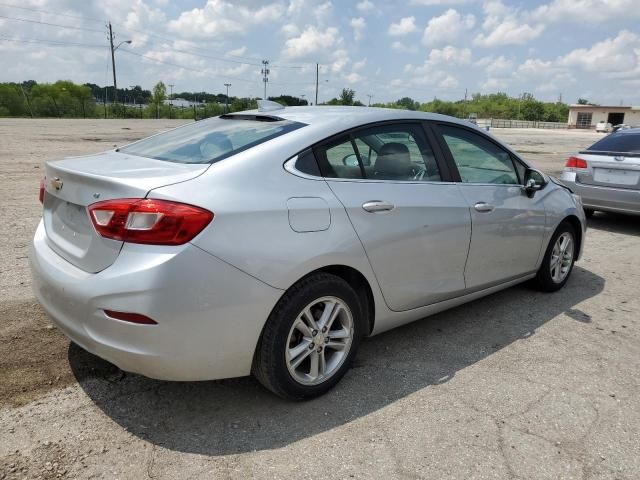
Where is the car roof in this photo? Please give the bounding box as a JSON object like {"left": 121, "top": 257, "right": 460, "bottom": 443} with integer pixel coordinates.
{"left": 235, "top": 106, "right": 472, "bottom": 131}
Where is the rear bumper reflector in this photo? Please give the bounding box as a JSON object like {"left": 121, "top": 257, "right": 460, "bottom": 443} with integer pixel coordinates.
{"left": 104, "top": 310, "right": 158, "bottom": 325}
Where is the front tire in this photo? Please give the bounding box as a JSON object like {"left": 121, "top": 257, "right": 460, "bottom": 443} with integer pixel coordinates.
{"left": 534, "top": 221, "right": 576, "bottom": 292}
{"left": 253, "top": 272, "right": 363, "bottom": 400}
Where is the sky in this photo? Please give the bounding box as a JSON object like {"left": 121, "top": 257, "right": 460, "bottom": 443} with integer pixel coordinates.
{"left": 1, "top": 0, "right": 639, "bottom": 105}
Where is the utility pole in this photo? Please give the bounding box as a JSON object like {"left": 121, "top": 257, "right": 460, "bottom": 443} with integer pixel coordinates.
{"left": 129, "top": 85, "right": 136, "bottom": 106}
{"left": 261, "top": 60, "right": 270, "bottom": 99}
{"left": 463, "top": 88, "right": 468, "bottom": 118}
{"left": 168, "top": 84, "right": 174, "bottom": 119}
{"left": 224, "top": 83, "right": 231, "bottom": 113}
{"left": 315, "top": 63, "right": 319, "bottom": 106}
{"left": 107, "top": 22, "right": 131, "bottom": 112}
{"left": 366, "top": 94, "right": 373, "bottom": 106}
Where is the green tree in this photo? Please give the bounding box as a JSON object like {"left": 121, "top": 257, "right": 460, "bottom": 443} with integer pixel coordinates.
{"left": 577, "top": 98, "right": 589, "bottom": 105}
{"left": 339, "top": 88, "right": 355, "bottom": 105}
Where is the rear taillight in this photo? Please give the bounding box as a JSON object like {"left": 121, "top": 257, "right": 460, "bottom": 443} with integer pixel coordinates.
{"left": 88, "top": 198, "right": 213, "bottom": 245}
{"left": 566, "top": 156, "right": 587, "bottom": 169}
{"left": 39, "top": 177, "right": 45, "bottom": 204}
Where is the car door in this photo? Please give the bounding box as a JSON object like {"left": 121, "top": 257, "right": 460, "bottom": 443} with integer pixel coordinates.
{"left": 314, "top": 122, "right": 471, "bottom": 312}
{"left": 432, "top": 122, "right": 546, "bottom": 289}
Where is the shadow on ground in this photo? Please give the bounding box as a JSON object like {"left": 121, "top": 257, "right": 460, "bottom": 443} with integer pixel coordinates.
{"left": 70, "top": 266, "right": 604, "bottom": 456}
{"left": 587, "top": 211, "right": 640, "bottom": 237}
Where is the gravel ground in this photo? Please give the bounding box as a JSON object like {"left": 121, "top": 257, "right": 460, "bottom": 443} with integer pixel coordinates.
{"left": 1, "top": 119, "right": 639, "bottom": 480}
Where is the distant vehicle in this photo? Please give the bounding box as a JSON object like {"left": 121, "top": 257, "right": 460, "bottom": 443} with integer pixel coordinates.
{"left": 561, "top": 128, "right": 640, "bottom": 217}
{"left": 31, "top": 105, "right": 586, "bottom": 399}
{"left": 467, "top": 113, "right": 478, "bottom": 125}
{"left": 595, "top": 121, "right": 612, "bottom": 133}
{"left": 612, "top": 124, "right": 631, "bottom": 133}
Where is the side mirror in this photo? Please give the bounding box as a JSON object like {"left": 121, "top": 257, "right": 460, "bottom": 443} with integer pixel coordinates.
{"left": 523, "top": 168, "right": 547, "bottom": 197}
{"left": 342, "top": 154, "right": 360, "bottom": 167}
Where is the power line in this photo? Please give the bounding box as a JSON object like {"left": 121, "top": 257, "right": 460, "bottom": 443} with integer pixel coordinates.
{"left": 0, "top": 2, "right": 310, "bottom": 69}
{"left": 0, "top": 36, "right": 106, "bottom": 48}
{"left": 0, "top": 2, "right": 105, "bottom": 23}
{"left": 0, "top": 14, "right": 104, "bottom": 33}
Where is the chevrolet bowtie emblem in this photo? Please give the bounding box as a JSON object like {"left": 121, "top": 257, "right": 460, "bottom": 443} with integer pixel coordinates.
{"left": 51, "top": 177, "right": 63, "bottom": 191}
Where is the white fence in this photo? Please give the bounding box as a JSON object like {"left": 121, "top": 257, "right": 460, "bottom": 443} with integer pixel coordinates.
{"left": 477, "top": 119, "right": 568, "bottom": 129}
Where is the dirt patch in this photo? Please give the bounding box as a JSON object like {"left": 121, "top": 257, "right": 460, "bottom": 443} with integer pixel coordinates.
{"left": 0, "top": 301, "right": 120, "bottom": 408}
{"left": 0, "top": 301, "right": 74, "bottom": 408}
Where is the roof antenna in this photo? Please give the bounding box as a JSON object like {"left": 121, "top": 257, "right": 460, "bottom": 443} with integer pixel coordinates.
{"left": 258, "top": 99, "right": 285, "bottom": 112}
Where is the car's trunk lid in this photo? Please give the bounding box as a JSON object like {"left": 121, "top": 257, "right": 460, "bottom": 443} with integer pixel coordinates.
{"left": 42, "top": 150, "right": 208, "bottom": 273}
{"left": 574, "top": 152, "right": 640, "bottom": 191}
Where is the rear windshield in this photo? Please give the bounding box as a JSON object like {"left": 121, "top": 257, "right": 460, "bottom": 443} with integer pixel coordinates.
{"left": 119, "top": 116, "right": 306, "bottom": 164}
{"left": 587, "top": 132, "right": 640, "bottom": 154}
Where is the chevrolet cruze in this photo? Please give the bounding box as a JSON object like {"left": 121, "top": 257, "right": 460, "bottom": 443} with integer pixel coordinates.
{"left": 31, "top": 104, "right": 586, "bottom": 399}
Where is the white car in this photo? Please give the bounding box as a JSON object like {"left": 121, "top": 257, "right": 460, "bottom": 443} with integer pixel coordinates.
{"left": 595, "top": 121, "right": 612, "bottom": 133}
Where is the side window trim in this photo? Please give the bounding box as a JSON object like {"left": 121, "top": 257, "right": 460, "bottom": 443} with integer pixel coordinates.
{"left": 421, "top": 121, "right": 458, "bottom": 183}
{"left": 349, "top": 135, "right": 367, "bottom": 179}
{"left": 432, "top": 122, "right": 522, "bottom": 186}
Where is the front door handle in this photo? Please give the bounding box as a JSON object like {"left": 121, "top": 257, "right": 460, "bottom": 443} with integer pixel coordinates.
{"left": 362, "top": 201, "right": 395, "bottom": 213}
{"left": 474, "top": 202, "right": 495, "bottom": 212}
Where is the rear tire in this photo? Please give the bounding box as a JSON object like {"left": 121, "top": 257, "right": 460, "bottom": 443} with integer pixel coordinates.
{"left": 253, "top": 272, "right": 363, "bottom": 400}
{"left": 584, "top": 208, "right": 595, "bottom": 218}
{"left": 534, "top": 221, "right": 577, "bottom": 292}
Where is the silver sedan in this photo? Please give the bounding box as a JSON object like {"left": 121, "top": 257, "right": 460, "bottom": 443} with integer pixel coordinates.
{"left": 30, "top": 104, "right": 586, "bottom": 399}
{"left": 560, "top": 128, "right": 640, "bottom": 216}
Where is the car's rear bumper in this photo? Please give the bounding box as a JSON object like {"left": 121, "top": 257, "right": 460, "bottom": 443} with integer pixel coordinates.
{"left": 560, "top": 172, "right": 640, "bottom": 215}
{"left": 30, "top": 220, "right": 282, "bottom": 381}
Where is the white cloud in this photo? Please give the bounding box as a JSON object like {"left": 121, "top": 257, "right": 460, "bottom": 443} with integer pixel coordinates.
{"left": 389, "top": 17, "right": 417, "bottom": 36}
{"left": 350, "top": 17, "right": 366, "bottom": 41}
{"left": 474, "top": 21, "right": 543, "bottom": 47}
{"left": 411, "top": 0, "right": 470, "bottom": 4}
{"left": 353, "top": 58, "right": 367, "bottom": 71}
{"left": 168, "top": 0, "right": 283, "bottom": 38}
{"left": 531, "top": 0, "right": 640, "bottom": 24}
{"left": 280, "top": 23, "right": 300, "bottom": 38}
{"left": 226, "top": 46, "right": 247, "bottom": 57}
{"left": 423, "top": 9, "right": 475, "bottom": 46}
{"left": 476, "top": 55, "right": 513, "bottom": 74}
{"left": 391, "top": 41, "right": 418, "bottom": 53}
{"left": 282, "top": 26, "right": 341, "bottom": 58}
{"left": 314, "top": 1, "right": 333, "bottom": 23}
{"left": 557, "top": 30, "right": 639, "bottom": 74}
{"left": 428, "top": 45, "right": 472, "bottom": 64}
{"left": 474, "top": 0, "right": 544, "bottom": 47}
{"left": 344, "top": 72, "right": 364, "bottom": 84}
{"left": 356, "top": 0, "right": 378, "bottom": 13}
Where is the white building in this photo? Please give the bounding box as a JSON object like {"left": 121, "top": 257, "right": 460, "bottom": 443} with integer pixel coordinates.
{"left": 163, "top": 98, "right": 205, "bottom": 108}
{"left": 567, "top": 104, "right": 640, "bottom": 129}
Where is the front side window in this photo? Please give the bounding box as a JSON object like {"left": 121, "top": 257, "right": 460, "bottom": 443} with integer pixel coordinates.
{"left": 119, "top": 116, "right": 306, "bottom": 164}
{"left": 316, "top": 124, "right": 441, "bottom": 182}
{"left": 439, "top": 125, "right": 519, "bottom": 185}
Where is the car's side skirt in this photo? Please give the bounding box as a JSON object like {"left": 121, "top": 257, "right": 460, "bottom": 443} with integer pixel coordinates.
{"left": 371, "top": 271, "right": 537, "bottom": 335}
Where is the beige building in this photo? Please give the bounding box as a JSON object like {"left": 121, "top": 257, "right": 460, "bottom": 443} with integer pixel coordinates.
{"left": 567, "top": 104, "right": 640, "bottom": 128}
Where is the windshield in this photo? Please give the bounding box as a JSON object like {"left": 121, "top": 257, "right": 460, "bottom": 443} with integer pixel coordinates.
{"left": 587, "top": 132, "right": 640, "bottom": 154}
{"left": 119, "top": 116, "right": 306, "bottom": 164}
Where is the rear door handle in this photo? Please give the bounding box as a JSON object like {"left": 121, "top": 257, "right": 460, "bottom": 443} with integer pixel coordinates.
{"left": 474, "top": 202, "right": 495, "bottom": 212}
{"left": 362, "top": 201, "right": 395, "bottom": 213}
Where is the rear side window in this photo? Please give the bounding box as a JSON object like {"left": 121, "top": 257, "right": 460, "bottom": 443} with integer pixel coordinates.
{"left": 587, "top": 132, "right": 640, "bottom": 153}
{"left": 315, "top": 124, "right": 441, "bottom": 182}
{"left": 119, "top": 116, "right": 306, "bottom": 164}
